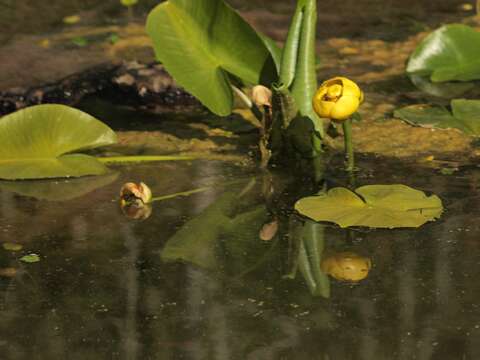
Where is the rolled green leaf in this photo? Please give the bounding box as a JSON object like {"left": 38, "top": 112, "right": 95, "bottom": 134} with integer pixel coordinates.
{"left": 278, "top": 2, "right": 304, "bottom": 88}
{"left": 290, "top": 0, "right": 323, "bottom": 139}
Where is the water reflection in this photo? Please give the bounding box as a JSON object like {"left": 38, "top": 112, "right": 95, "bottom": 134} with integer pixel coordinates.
{"left": 0, "top": 158, "right": 478, "bottom": 359}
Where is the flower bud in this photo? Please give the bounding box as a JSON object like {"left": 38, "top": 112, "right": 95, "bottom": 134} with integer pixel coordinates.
{"left": 252, "top": 85, "right": 272, "bottom": 108}
{"left": 320, "top": 251, "right": 371, "bottom": 282}
{"left": 120, "top": 182, "right": 152, "bottom": 204}
{"left": 312, "top": 77, "right": 363, "bottom": 121}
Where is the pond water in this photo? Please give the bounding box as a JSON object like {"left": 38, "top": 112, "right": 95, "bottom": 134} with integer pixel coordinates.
{"left": 0, "top": 154, "right": 478, "bottom": 359}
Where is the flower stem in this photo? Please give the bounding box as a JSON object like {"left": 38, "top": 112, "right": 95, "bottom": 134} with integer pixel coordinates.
{"left": 342, "top": 118, "right": 354, "bottom": 172}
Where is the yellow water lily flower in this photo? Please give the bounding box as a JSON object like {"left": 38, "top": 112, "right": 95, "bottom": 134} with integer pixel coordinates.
{"left": 312, "top": 77, "right": 364, "bottom": 121}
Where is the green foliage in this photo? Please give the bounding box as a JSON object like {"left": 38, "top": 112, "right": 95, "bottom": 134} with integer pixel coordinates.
{"left": 0, "top": 104, "right": 117, "bottom": 180}
{"left": 146, "top": 0, "right": 277, "bottom": 116}
{"left": 407, "top": 24, "right": 480, "bottom": 82}
{"left": 20, "top": 254, "right": 40, "bottom": 263}
{"left": 395, "top": 99, "right": 480, "bottom": 136}
{"left": 121, "top": 0, "right": 138, "bottom": 7}
{"left": 409, "top": 75, "right": 474, "bottom": 98}
{"left": 295, "top": 185, "right": 443, "bottom": 228}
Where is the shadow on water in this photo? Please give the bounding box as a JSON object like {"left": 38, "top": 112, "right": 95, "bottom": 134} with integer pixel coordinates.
{"left": 0, "top": 153, "right": 478, "bottom": 359}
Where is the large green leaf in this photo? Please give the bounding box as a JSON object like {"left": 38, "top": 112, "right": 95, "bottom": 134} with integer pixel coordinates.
{"left": 295, "top": 185, "right": 443, "bottom": 228}
{"left": 146, "top": 0, "right": 276, "bottom": 116}
{"left": 0, "top": 104, "right": 117, "bottom": 180}
{"left": 394, "top": 99, "right": 480, "bottom": 136}
{"left": 406, "top": 24, "right": 480, "bottom": 82}
{"left": 409, "top": 75, "right": 475, "bottom": 98}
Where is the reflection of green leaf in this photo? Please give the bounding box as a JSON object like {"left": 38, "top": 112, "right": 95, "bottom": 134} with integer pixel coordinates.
{"left": 20, "top": 254, "right": 40, "bottom": 263}
{"left": 295, "top": 185, "right": 443, "bottom": 228}
{"left": 161, "top": 187, "right": 274, "bottom": 275}
{"left": 395, "top": 99, "right": 480, "bottom": 136}
{"left": 409, "top": 75, "right": 474, "bottom": 98}
{"left": 407, "top": 24, "right": 480, "bottom": 82}
{"left": 0, "top": 104, "right": 117, "bottom": 179}
{"left": 161, "top": 191, "right": 237, "bottom": 269}
{"left": 146, "top": 0, "right": 276, "bottom": 116}
{"left": 121, "top": 0, "right": 138, "bottom": 6}
{"left": 0, "top": 172, "right": 118, "bottom": 201}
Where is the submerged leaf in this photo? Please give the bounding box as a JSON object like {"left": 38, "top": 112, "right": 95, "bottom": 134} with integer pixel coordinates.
{"left": 407, "top": 24, "right": 480, "bottom": 82}
{"left": 146, "top": 0, "right": 277, "bottom": 116}
{"left": 0, "top": 104, "right": 117, "bottom": 179}
{"left": 295, "top": 185, "right": 443, "bottom": 228}
{"left": 395, "top": 99, "right": 480, "bottom": 136}
{"left": 2, "top": 243, "right": 23, "bottom": 251}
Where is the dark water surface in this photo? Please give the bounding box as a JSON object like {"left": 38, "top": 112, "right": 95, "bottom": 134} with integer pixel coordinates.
{"left": 0, "top": 156, "right": 478, "bottom": 360}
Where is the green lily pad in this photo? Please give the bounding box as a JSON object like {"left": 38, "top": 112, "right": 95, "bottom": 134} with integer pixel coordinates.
{"left": 146, "top": 0, "right": 276, "bottom": 116}
{"left": 19, "top": 254, "right": 40, "bottom": 263}
{"left": 394, "top": 99, "right": 480, "bottom": 136}
{"left": 295, "top": 185, "right": 443, "bottom": 228}
{"left": 0, "top": 104, "right": 117, "bottom": 179}
{"left": 407, "top": 24, "right": 480, "bottom": 82}
{"left": 2, "top": 243, "right": 23, "bottom": 251}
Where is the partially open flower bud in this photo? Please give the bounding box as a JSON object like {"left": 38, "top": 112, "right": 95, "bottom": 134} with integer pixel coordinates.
{"left": 312, "top": 77, "right": 363, "bottom": 121}
{"left": 259, "top": 219, "right": 278, "bottom": 241}
{"left": 252, "top": 85, "right": 272, "bottom": 108}
{"left": 321, "top": 251, "right": 371, "bottom": 282}
{"left": 120, "top": 182, "right": 152, "bottom": 204}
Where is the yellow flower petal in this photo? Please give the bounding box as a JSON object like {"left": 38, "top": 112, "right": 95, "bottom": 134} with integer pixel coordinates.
{"left": 313, "top": 99, "right": 336, "bottom": 118}
{"left": 330, "top": 95, "right": 360, "bottom": 120}
{"left": 338, "top": 77, "right": 362, "bottom": 98}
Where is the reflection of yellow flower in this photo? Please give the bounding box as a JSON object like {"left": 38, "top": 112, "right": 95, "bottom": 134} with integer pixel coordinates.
{"left": 120, "top": 182, "right": 152, "bottom": 204}
{"left": 321, "top": 251, "right": 371, "bottom": 282}
{"left": 121, "top": 201, "right": 152, "bottom": 220}
{"left": 312, "top": 77, "right": 363, "bottom": 121}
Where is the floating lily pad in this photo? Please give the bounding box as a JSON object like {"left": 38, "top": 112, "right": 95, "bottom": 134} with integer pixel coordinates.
{"left": 0, "top": 104, "right": 117, "bottom": 179}
{"left": 409, "top": 75, "right": 474, "bottom": 98}
{"left": 407, "top": 24, "right": 480, "bottom": 82}
{"left": 295, "top": 185, "right": 443, "bottom": 228}
{"left": 2, "top": 243, "right": 23, "bottom": 251}
{"left": 20, "top": 254, "right": 40, "bottom": 263}
{"left": 394, "top": 99, "right": 480, "bottom": 136}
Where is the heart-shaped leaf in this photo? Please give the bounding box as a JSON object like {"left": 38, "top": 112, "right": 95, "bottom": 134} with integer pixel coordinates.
{"left": 0, "top": 104, "right": 117, "bottom": 180}
{"left": 407, "top": 24, "right": 480, "bottom": 82}
{"left": 394, "top": 99, "right": 480, "bottom": 136}
{"left": 295, "top": 185, "right": 443, "bottom": 228}
{"left": 409, "top": 74, "right": 474, "bottom": 98}
{"left": 146, "top": 0, "right": 276, "bottom": 116}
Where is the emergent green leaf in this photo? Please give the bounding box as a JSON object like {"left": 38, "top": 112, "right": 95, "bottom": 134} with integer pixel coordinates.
{"left": 394, "top": 99, "right": 480, "bottom": 136}
{"left": 19, "top": 254, "right": 40, "bottom": 263}
{"left": 146, "top": 0, "right": 276, "bottom": 116}
{"left": 0, "top": 104, "right": 117, "bottom": 180}
{"left": 295, "top": 185, "right": 443, "bottom": 228}
{"left": 406, "top": 24, "right": 480, "bottom": 82}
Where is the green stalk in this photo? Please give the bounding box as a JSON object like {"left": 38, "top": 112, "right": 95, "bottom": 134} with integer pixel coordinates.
{"left": 342, "top": 119, "right": 354, "bottom": 172}
{"left": 290, "top": 0, "right": 324, "bottom": 140}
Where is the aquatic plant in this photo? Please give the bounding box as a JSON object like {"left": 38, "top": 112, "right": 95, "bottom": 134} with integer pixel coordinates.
{"left": 0, "top": 104, "right": 199, "bottom": 180}
{"left": 146, "top": 0, "right": 326, "bottom": 166}
{"left": 312, "top": 76, "right": 363, "bottom": 171}
{"left": 295, "top": 184, "right": 443, "bottom": 228}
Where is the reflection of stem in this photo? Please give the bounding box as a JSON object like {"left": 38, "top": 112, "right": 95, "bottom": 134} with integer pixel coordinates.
{"left": 150, "top": 187, "right": 210, "bottom": 202}
{"left": 98, "top": 155, "right": 197, "bottom": 164}
{"left": 342, "top": 118, "right": 354, "bottom": 172}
